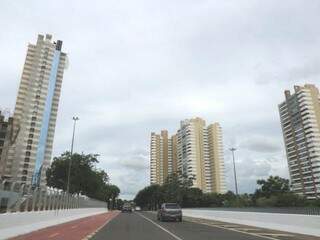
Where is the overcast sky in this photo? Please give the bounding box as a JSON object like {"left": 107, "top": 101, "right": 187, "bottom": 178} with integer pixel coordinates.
{"left": 1, "top": 0, "right": 320, "bottom": 199}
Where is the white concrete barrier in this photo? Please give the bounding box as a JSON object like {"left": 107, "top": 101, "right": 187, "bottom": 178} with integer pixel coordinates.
{"left": 183, "top": 209, "right": 320, "bottom": 237}
{"left": 0, "top": 208, "right": 108, "bottom": 239}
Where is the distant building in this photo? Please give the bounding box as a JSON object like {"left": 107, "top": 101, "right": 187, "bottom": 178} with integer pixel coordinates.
{"left": 150, "top": 117, "right": 227, "bottom": 194}
{"left": 150, "top": 130, "right": 177, "bottom": 185}
{"left": 1, "top": 34, "right": 67, "bottom": 186}
{"left": 0, "top": 112, "right": 11, "bottom": 176}
{"left": 279, "top": 84, "right": 320, "bottom": 199}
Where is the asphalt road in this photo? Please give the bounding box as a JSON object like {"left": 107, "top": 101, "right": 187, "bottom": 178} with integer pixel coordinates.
{"left": 91, "top": 211, "right": 317, "bottom": 240}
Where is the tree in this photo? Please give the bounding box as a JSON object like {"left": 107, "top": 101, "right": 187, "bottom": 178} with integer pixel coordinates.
{"left": 134, "top": 184, "right": 163, "bottom": 210}
{"left": 105, "top": 184, "right": 120, "bottom": 209}
{"left": 254, "top": 176, "right": 290, "bottom": 199}
{"left": 46, "top": 151, "right": 117, "bottom": 202}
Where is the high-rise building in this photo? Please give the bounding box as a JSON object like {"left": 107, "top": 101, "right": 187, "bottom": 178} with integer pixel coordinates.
{"left": 279, "top": 84, "right": 320, "bottom": 199}
{"left": 150, "top": 130, "right": 177, "bottom": 185}
{"left": 0, "top": 112, "right": 13, "bottom": 175}
{"left": 150, "top": 117, "right": 227, "bottom": 194}
{"left": 0, "top": 34, "right": 67, "bottom": 186}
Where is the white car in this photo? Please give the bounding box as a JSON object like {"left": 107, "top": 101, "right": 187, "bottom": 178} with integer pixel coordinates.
{"left": 135, "top": 206, "right": 141, "bottom": 211}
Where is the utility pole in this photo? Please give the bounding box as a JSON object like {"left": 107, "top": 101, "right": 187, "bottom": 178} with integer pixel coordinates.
{"left": 229, "top": 147, "right": 239, "bottom": 195}
{"left": 66, "top": 116, "right": 79, "bottom": 194}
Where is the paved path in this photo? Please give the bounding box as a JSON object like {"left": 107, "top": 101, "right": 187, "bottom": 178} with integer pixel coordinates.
{"left": 92, "top": 211, "right": 320, "bottom": 240}
{"left": 9, "top": 211, "right": 119, "bottom": 240}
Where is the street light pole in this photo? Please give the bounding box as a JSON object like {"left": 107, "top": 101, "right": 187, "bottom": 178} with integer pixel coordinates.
{"left": 66, "top": 116, "right": 79, "bottom": 194}
{"left": 229, "top": 147, "right": 239, "bottom": 195}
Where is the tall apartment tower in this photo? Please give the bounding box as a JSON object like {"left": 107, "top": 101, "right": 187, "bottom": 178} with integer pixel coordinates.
{"left": 150, "top": 117, "right": 227, "bottom": 194}
{"left": 150, "top": 130, "right": 177, "bottom": 185}
{"left": 177, "top": 118, "right": 226, "bottom": 193}
{"left": 0, "top": 34, "right": 67, "bottom": 186}
{"left": 279, "top": 84, "right": 320, "bottom": 199}
{"left": 0, "top": 112, "right": 14, "bottom": 176}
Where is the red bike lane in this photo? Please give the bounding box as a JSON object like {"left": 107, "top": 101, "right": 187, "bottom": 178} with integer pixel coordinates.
{"left": 10, "top": 211, "right": 120, "bottom": 240}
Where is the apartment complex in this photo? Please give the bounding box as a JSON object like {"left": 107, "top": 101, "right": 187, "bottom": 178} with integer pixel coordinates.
{"left": 0, "top": 34, "right": 67, "bottom": 186}
{"left": 279, "top": 84, "right": 320, "bottom": 199}
{"left": 0, "top": 112, "right": 13, "bottom": 175}
{"left": 150, "top": 130, "right": 177, "bottom": 185}
{"left": 150, "top": 117, "right": 227, "bottom": 194}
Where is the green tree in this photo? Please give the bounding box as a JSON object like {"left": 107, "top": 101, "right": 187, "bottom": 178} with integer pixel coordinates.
{"left": 46, "top": 151, "right": 118, "bottom": 202}
{"left": 134, "top": 184, "right": 163, "bottom": 210}
{"left": 105, "top": 184, "right": 120, "bottom": 209}
{"left": 254, "top": 176, "right": 290, "bottom": 199}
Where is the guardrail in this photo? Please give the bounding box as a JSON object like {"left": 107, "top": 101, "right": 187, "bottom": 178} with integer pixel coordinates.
{"left": 0, "top": 180, "right": 107, "bottom": 213}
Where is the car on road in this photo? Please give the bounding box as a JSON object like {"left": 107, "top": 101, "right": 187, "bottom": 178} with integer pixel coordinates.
{"left": 135, "top": 206, "right": 141, "bottom": 211}
{"left": 122, "top": 203, "right": 132, "bottom": 213}
{"left": 157, "top": 203, "right": 182, "bottom": 222}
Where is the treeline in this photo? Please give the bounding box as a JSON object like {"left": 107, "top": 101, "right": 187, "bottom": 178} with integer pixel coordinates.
{"left": 134, "top": 174, "right": 320, "bottom": 209}
{"left": 46, "top": 151, "right": 120, "bottom": 208}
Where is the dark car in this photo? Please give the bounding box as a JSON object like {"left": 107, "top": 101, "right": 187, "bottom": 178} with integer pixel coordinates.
{"left": 122, "top": 203, "right": 132, "bottom": 213}
{"left": 157, "top": 203, "right": 182, "bottom": 222}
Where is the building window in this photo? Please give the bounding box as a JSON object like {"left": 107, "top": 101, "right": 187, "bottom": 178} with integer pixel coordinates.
{"left": 30, "top": 122, "right": 35, "bottom": 127}
{"left": 22, "top": 170, "right": 28, "bottom": 175}
{"left": 29, "top": 128, "right": 35, "bottom": 133}
{"left": 23, "top": 164, "right": 28, "bottom": 168}
{"left": 24, "top": 157, "right": 30, "bottom": 163}
{"left": 21, "top": 176, "right": 27, "bottom": 181}
{"left": 25, "top": 151, "right": 31, "bottom": 157}
{"left": 27, "top": 139, "right": 33, "bottom": 145}
{"left": 28, "top": 134, "right": 33, "bottom": 139}
{"left": 31, "top": 117, "right": 37, "bottom": 121}
{"left": 26, "top": 145, "right": 32, "bottom": 150}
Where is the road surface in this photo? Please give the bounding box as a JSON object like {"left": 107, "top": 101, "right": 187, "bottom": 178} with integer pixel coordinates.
{"left": 91, "top": 211, "right": 319, "bottom": 240}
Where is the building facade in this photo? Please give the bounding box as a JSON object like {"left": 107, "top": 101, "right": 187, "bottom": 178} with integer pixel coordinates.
{"left": 0, "top": 34, "right": 67, "bottom": 186}
{"left": 0, "top": 112, "right": 13, "bottom": 176}
{"left": 150, "top": 117, "right": 227, "bottom": 194}
{"left": 150, "top": 130, "right": 177, "bottom": 185}
{"left": 279, "top": 84, "right": 320, "bottom": 199}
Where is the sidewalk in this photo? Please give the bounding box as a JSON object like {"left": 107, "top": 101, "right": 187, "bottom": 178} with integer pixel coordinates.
{"left": 9, "top": 211, "right": 119, "bottom": 240}
{"left": 0, "top": 208, "right": 111, "bottom": 239}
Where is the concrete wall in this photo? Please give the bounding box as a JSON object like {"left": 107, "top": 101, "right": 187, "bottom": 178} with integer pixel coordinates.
{"left": 0, "top": 208, "right": 108, "bottom": 239}
{"left": 183, "top": 209, "right": 320, "bottom": 237}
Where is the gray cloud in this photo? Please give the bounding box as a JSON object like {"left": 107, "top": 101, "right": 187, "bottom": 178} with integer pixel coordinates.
{"left": 239, "top": 136, "right": 282, "bottom": 153}
{"left": 0, "top": 0, "right": 318, "bottom": 199}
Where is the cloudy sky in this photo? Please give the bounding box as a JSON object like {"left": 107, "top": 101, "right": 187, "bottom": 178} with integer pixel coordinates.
{"left": 1, "top": 0, "right": 320, "bottom": 199}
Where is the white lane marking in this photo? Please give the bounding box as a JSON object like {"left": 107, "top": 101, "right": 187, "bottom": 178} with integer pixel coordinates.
{"left": 48, "top": 232, "right": 60, "bottom": 238}
{"left": 136, "top": 212, "right": 183, "bottom": 240}
{"left": 260, "top": 233, "right": 294, "bottom": 237}
{"left": 190, "top": 221, "right": 280, "bottom": 240}
{"left": 82, "top": 212, "right": 120, "bottom": 240}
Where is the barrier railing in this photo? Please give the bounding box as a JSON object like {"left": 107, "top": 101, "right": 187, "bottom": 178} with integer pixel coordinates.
{"left": 0, "top": 180, "right": 107, "bottom": 213}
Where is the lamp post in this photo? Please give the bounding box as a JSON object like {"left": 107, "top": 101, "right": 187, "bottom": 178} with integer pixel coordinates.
{"left": 66, "top": 116, "right": 79, "bottom": 194}
{"left": 229, "top": 147, "right": 239, "bottom": 195}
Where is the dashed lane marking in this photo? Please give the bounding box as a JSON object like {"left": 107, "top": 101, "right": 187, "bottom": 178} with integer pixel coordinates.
{"left": 234, "top": 228, "right": 262, "bottom": 231}
{"left": 186, "top": 219, "right": 280, "bottom": 240}
{"left": 136, "top": 212, "right": 183, "bottom": 240}
{"left": 48, "top": 232, "right": 60, "bottom": 238}
{"left": 82, "top": 211, "right": 120, "bottom": 240}
{"left": 219, "top": 224, "right": 243, "bottom": 228}
{"left": 260, "top": 233, "right": 294, "bottom": 237}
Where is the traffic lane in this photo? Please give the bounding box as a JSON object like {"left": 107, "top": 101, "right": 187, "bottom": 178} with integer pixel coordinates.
{"left": 10, "top": 211, "right": 119, "bottom": 240}
{"left": 91, "top": 212, "right": 178, "bottom": 240}
{"left": 140, "top": 211, "right": 271, "bottom": 240}
{"left": 184, "top": 216, "right": 320, "bottom": 240}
